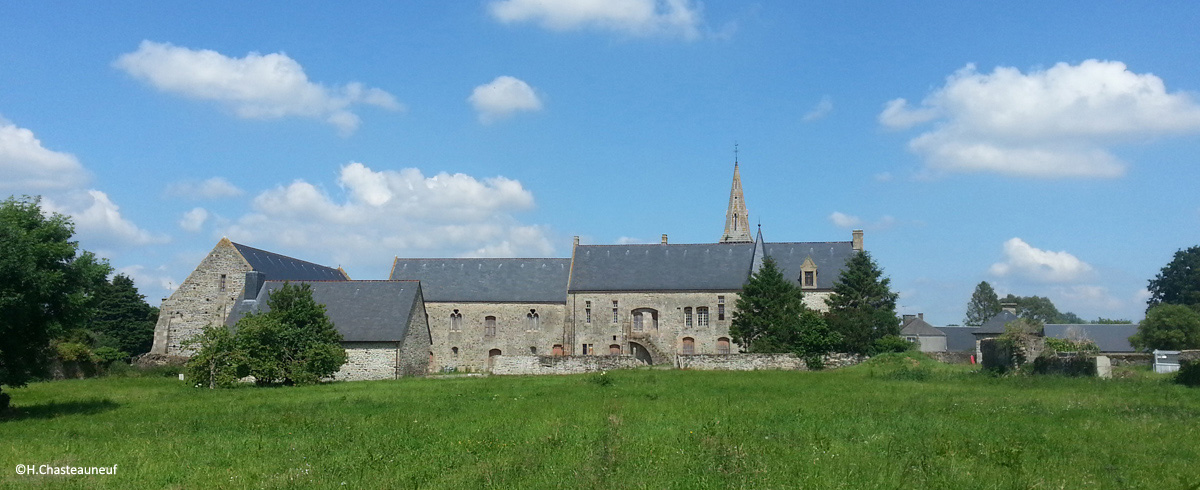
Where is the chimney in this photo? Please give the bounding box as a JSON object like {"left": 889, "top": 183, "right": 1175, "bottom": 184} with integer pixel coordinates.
{"left": 244, "top": 271, "right": 266, "bottom": 301}
{"left": 902, "top": 314, "right": 916, "bottom": 325}
{"left": 573, "top": 236, "right": 579, "bottom": 247}
{"left": 852, "top": 229, "right": 863, "bottom": 251}
{"left": 1001, "top": 303, "right": 1017, "bottom": 315}
{"left": 918, "top": 313, "right": 924, "bottom": 320}
{"left": 661, "top": 234, "right": 668, "bottom": 245}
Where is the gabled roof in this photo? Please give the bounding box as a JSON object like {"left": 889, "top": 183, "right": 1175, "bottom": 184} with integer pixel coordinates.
{"left": 975, "top": 310, "right": 1021, "bottom": 335}
{"left": 568, "top": 243, "right": 755, "bottom": 292}
{"left": 227, "top": 280, "right": 421, "bottom": 342}
{"left": 764, "top": 242, "right": 855, "bottom": 289}
{"left": 1045, "top": 324, "right": 1139, "bottom": 353}
{"left": 390, "top": 258, "right": 570, "bottom": 303}
{"left": 900, "top": 318, "right": 945, "bottom": 337}
{"left": 939, "top": 326, "right": 980, "bottom": 352}
{"left": 231, "top": 242, "right": 347, "bottom": 282}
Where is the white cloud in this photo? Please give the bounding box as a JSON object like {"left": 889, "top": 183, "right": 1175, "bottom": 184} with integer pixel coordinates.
{"left": 114, "top": 41, "right": 401, "bottom": 135}
{"left": 116, "top": 264, "right": 179, "bottom": 300}
{"left": 880, "top": 60, "right": 1200, "bottom": 178}
{"left": 43, "top": 190, "right": 169, "bottom": 246}
{"left": 802, "top": 96, "right": 833, "bottom": 122}
{"left": 165, "top": 177, "right": 244, "bottom": 199}
{"left": 489, "top": 0, "right": 703, "bottom": 40}
{"left": 989, "top": 237, "right": 1093, "bottom": 283}
{"left": 829, "top": 211, "right": 861, "bottom": 228}
{"left": 0, "top": 117, "right": 89, "bottom": 190}
{"left": 468, "top": 76, "right": 543, "bottom": 124}
{"left": 1054, "top": 285, "right": 1123, "bottom": 311}
{"left": 222, "top": 162, "right": 552, "bottom": 269}
{"left": 179, "top": 207, "right": 209, "bottom": 232}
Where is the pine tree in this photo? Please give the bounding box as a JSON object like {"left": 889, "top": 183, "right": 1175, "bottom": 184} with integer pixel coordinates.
{"left": 89, "top": 274, "right": 157, "bottom": 358}
{"left": 730, "top": 256, "right": 806, "bottom": 353}
{"left": 825, "top": 251, "right": 899, "bottom": 354}
{"left": 964, "top": 281, "right": 1001, "bottom": 326}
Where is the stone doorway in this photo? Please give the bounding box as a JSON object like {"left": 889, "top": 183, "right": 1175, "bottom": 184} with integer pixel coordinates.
{"left": 629, "top": 342, "right": 653, "bottom": 365}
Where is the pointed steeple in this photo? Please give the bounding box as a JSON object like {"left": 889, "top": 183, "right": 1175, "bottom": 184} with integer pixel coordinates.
{"left": 720, "top": 159, "right": 752, "bottom": 243}
{"left": 750, "top": 225, "right": 765, "bottom": 275}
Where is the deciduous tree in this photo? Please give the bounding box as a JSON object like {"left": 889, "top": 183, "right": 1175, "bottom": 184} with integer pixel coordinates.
{"left": 1130, "top": 304, "right": 1200, "bottom": 351}
{"left": 964, "top": 281, "right": 1001, "bottom": 326}
{"left": 1146, "top": 245, "right": 1200, "bottom": 312}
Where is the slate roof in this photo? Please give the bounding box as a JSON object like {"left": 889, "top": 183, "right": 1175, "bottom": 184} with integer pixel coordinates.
{"left": 1045, "top": 324, "right": 1139, "bottom": 353}
{"left": 975, "top": 310, "right": 1022, "bottom": 335}
{"left": 900, "top": 318, "right": 945, "bottom": 337}
{"left": 568, "top": 243, "right": 756, "bottom": 292}
{"left": 389, "top": 258, "right": 570, "bottom": 303}
{"left": 765, "top": 242, "right": 855, "bottom": 290}
{"left": 226, "top": 280, "right": 422, "bottom": 342}
{"left": 939, "top": 326, "right": 980, "bottom": 352}
{"left": 231, "top": 242, "right": 347, "bottom": 282}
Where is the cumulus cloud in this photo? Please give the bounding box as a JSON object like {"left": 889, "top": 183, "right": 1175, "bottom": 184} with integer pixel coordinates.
{"left": 179, "top": 207, "right": 209, "bottom": 232}
{"left": 115, "top": 41, "right": 401, "bottom": 135}
{"left": 468, "top": 76, "right": 543, "bottom": 124}
{"left": 0, "top": 117, "right": 89, "bottom": 190}
{"left": 42, "top": 190, "right": 169, "bottom": 246}
{"left": 165, "top": 177, "right": 244, "bottom": 199}
{"left": 222, "top": 162, "right": 553, "bottom": 268}
{"left": 1053, "top": 285, "right": 1123, "bottom": 311}
{"left": 989, "top": 237, "right": 1093, "bottom": 283}
{"left": 116, "top": 264, "right": 179, "bottom": 298}
{"left": 829, "top": 211, "right": 861, "bottom": 228}
{"left": 802, "top": 96, "right": 833, "bottom": 122}
{"left": 489, "top": 0, "right": 703, "bottom": 40}
{"left": 880, "top": 60, "right": 1200, "bottom": 178}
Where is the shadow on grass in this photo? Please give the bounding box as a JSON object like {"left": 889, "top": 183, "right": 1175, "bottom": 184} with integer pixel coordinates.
{"left": 0, "top": 399, "right": 119, "bottom": 422}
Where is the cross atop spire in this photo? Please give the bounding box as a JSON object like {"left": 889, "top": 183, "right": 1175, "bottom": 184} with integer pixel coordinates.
{"left": 719, "top": 155, "right": 752, "bottom": 243}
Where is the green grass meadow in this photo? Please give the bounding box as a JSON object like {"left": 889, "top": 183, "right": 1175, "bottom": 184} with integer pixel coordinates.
{"left": 1, "top": 355, "right": 1198, "bottom": 489}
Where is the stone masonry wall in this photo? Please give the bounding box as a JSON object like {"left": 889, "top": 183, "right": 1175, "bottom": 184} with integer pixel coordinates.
{"left": 397, "top": 296, "right": 432, "bottom": 377}
{"left": 567, "top": 291, "right": 740, "bottom": 360}
{"left": 491, "top": 355, "right": 646, "bottom": 375}
{"left": 151, "top": 239, "right": 251, "bottom": 355}
{"left": 677, "top": 352, "right": 867, "bottom": 371}
{"left": 333, "top": 342, "right": 400, "bottom": 381}
{"left": 425, "top": 302, "right": 567, "bottom": 373}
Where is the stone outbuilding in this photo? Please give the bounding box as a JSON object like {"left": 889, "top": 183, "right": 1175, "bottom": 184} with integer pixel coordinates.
{"left": 226, "top": 275, "right": 432, "bottom": 381}
{"left": 899, "top": 314, "right": 946, "bottom": 352}
{"left": 151, "top": 238, "right": 349, "bottom": 356}
{"left": 1043, "top": 323, "right": 1139, "bottom": 353}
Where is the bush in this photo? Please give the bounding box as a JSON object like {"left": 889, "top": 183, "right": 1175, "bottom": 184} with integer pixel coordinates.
{"left": 93, "top": 346, "right": 129, "bottom": 364}
{"left": 871, "top": 335, "right": 914, "bottom": 355}
{"left": 1177, "top": 359, "right": 1200, "bottom": 387}
{"left": 1031, "top": 355, "right": 1095, "bottom": 377}
{"left": 54, "top": 341, "right": 98, "bottom": 363}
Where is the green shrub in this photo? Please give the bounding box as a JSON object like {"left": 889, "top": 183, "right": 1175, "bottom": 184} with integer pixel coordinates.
{"left": 54, "top": 341, "right": 98, "bottom": 363}
{"left": 1031, "top": 355, "right": 1095, "bottom": 377}
{"left": 92, "top": 346, "right": 129, "bottom": 364}
{"left": 871, "top": 335, "right": 914, "bottom": 355}
{"left": 1176, "top": 359, "right": 1200, "bottom": 387}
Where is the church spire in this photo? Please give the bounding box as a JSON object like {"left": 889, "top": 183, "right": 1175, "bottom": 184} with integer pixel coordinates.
{"left": 720, "top": 153, "right": 752, "bottom": 243}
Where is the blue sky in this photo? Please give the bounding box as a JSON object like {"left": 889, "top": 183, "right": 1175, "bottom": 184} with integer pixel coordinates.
{"left": 3, "top": 1, "right": 1198, "bottom": 325}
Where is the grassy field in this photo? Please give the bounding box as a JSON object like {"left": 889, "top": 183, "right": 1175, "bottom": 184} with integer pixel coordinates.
{"left": 1, "top": 354, "right": 1197, "bottom": 489}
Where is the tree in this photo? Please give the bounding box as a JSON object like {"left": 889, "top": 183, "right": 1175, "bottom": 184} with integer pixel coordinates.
{"left": 1129, "top": 304, "right": 1200, "bottom": 351}
{"left": 1146, "top": 246, "right": 1200, "bottom": 312}
{"left": 730, "top": 256, "right": 807, "bottom": 353}
{"left": 235, "top": 282, "right": 346, "bottom": 385}
{"left": 88, "top": 274, "right": 158, "bottom": 359}
{"left": 999, "top": 294, "right": 1078, "bottom": 324}
{"left": 183, "top": 324, "right": 245, "bottom": 389}
{"left": 792, "top": 310, "right": 841, "bottom": 369}
{"left": 1094, "top": 318, "right": 1132, "bottom": 324}
{"left": 825, "top": 251, "right": 899, "bottom": 354}
{"left": 964, "top": 281, "right": 1001, "bottom": 326}
{"left": 0, "top": 196, "right": 110, "bottom": 409}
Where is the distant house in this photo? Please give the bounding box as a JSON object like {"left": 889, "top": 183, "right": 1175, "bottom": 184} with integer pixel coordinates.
{"left": 900, "top": 314, "right": 946, "bottom": 352}
{"left": 226, "top": 273, "right": 433, "bottom": 381}
{"left": 1043, "top": 324, "right": 1139, "bottom": 353}
{"left": 972, "top": 305, "right": 1022, "bottom": 360}
{"left": 938, "top": 326, "right": 981, "bottom": 353}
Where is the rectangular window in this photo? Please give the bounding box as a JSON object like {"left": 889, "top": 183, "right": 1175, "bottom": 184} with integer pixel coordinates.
{"left": 804, "top": 271, "right": 815, "bottom": 287}
{"left": 718, "top": 296, "right": 725, "bottom": 321}
{"left": 684, "top": 307, "right": 692, "bottom": 327}
{"left": 697, "top": 307, "right": 709, "bottom": 327}
{"left": 612, "top": 300, "right": 619, "bottom": 323}
{"left": 218, "top": 274, "right": 227, "bottom": 292}
{"left": 585, "top": 301, "right": 592, "bottom": 323}
{"left": 485, "top": 316, "right": 497, "bottom": 337}
{"left": 582, "top": 343, "right": 594, "bottom": 355}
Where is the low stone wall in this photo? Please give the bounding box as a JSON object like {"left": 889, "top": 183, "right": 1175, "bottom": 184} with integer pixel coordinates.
{"left": 133, "top": 353, "right": 189, "bottom": 368}
{"left": 926, "top": 351, "right": 974, "bottom": 364}
{"left": 491, "top": 355, "right": 645, "bottom": 375}
{"left": 1104, "top": 353, "right": 1152, "bottom": 367}
{"left": 332, "top": 342, "right": 400, "bottom": 381}
{"left": 677, "top": 353, "right": 868, "bottom": 371}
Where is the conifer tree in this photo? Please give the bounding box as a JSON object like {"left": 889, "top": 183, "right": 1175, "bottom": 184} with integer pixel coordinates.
{"left": 89, "top": 274, "right": 158, "bottom": 358}
{"left": 825, "top": 251, "right": 899, "bottom": 354}
{"left": 731, "top": 256, "right": 806, "bottom": 353}
{"left": 964, "top": 281, "right": 1001, "bottom": 326}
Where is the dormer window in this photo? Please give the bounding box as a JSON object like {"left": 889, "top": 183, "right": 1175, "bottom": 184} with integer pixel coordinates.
{"left": 800, "top": 256, "right": 818, "bottom": 289}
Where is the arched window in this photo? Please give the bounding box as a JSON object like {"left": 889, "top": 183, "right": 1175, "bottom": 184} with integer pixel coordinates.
{"left": 451, "top": 346, "right": 459, "bottom": 358}
{"left": 717, "top": 337, "right": 731, "bottom": 355}
{"left": 530, "top": 346, "right": 537, "bottom": 355}
{"left": 526, "top": 309, "right": 540, "bottom": 331}
{"left": 450, "top": 309, "right": 463, "bottom": 332}
{"left": 681, "top": 337, "right": 695, "bottom": 355}
{"left": 484, "top": 316, "right": 497, "bottom": 337}
{"left": 609, "top": 344, "right": 622, "bottom": 355}
{"left": 488, "top": 349, "right": 502, "bottom": 370}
